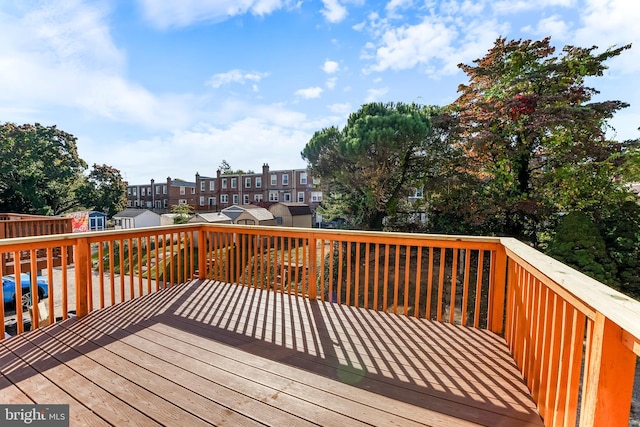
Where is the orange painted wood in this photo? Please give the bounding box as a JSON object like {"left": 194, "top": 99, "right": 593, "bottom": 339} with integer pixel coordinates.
{"left": 61, "top": 250, "right": 69, "bottom": 319}
{"left": 489, "top": 247, "right": 507, "bottom": 334}
{"left": 345, "top": 241, "right": 351, "bottom": 305}
{"left": 461, "top": 249, "right": 471, "bottom": 325}
{"left": 426, "top": 247, "right": 434, "bottom": 320}
{"left": 580, "top": 313, "right": 636, "bottom": 427}
{"left": 74, "top": 238, "right": 90, "bottom": 317}
{"left": 393, "top": 244, "right": 400, "bottom": 314}
{"left": 449, "top": 248, "right": 458, "bottom": 324}
{"left": 414, "top": 246, "right": 423, "bottom": 319}
{"left": 363, "top": 242, "right": 370, "bottom": 308}
{"left": 383, "top": 244, "right": 390, "bottom": 311}
{"left": 473, "top": 250, "right": 484, "bottom": 328}
{"left": 373, "top": 243, "right": 380, "bottom": 310}
{"left": 403, "top": 245, "right": 411, "bottom": 315}
{"left": 354, "top": 241, "right": 361, "bottom": 307}
{"left": 437, "top": 248, "right": 445, "bottom": 322}
{"left": 108, "top": 241, "right": 115, "bottom": 306}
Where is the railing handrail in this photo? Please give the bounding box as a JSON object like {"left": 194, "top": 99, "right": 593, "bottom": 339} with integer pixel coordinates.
{"left": 500, "top": 237, "right": 640, "bottom": 349}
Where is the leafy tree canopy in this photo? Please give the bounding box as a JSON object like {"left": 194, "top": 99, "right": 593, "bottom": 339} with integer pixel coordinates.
{"left": 77, "top": 164, "right": 127, "bottom": 218}
{"left": 434, "top": 37, "right": 637, "bottom": 243}
{"left": 302, "top": 102, "right": 450, "bottom": 230}
{"left": 0, "top": 122, "right": 126, "bottom": 217}
{"left": 0, "top": 123, "right": 87, "bottom": 215}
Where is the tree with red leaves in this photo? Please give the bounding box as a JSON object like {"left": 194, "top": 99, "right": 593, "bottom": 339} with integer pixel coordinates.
{"left": 435, "top": 37, "right": 637, "bottom": 244}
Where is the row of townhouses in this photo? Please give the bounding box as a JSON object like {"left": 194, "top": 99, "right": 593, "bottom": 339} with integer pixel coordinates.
{"left": 126, "top": 163, "right": 324, "bottom": 216}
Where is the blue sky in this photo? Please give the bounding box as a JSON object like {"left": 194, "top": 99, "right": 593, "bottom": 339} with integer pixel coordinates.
{"left": 1, "top": 0, "right": 638, "bottom": 184}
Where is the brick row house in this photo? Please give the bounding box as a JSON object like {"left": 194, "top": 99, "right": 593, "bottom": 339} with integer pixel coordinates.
{"left": 126, "top": 163, "right": 323, "bottom": 220}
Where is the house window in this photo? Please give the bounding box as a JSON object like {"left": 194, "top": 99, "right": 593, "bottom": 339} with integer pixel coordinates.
{"left": 200, "top": 182, "right": 205, "bottom": 191}
{"left": 283, "top": 193, "right": 291, "bottom": 202}
{"left": 191, "top": 187, "right": 195, "bottom": 194}
{"left": 163, "top": 199, "right": 168, "bottom": 208}
{"left": 276, "top": 217, "right": 283, "bottom": 225}
{"left": 155, "top": 186, "right": 160, "bottom": 195}
{"left": 233, "top": 194, "right": 239, "bottom": 204}
{"left": 209, "top": 197, "right": 216, "bottom": 206}
{"left": 269, "top": 191, "right": 278, "bottom": 202}
{"left": 127, "top": 200, "right": 132, "bottom": 207}
{"left": 313, "top": 177, "right": 320, "bottom": 185}
{"left": 243, "top": 194, "right": 249, "bottom": 205}
{"left": 282, "top": 174, "right": 289, "bottom": 185}
{"left": 254, "top": 194, "right": 263, "bottom": 202}
{"left": 147, "top": 187, "right": 151, "bottom": 194}
{"left": 141, "top": 188, "right": 146, "bottom": 196}
{"left": 256, "top": 177, "right": 262, "bottom": 188}
{"left": 127, "top": 187, "right": 132, "bottom": 195}
{"left": 155, "top": 200, "right": 162, "bottom": 209}
{"left": 209, "top": 181, "right": 215, "bottom": 191}
{"left": 221, "top": 194, "right": 228, "bottom": 203}
{"left": 297, "top": 192, "right": 305, "bottom": 203}
{"left": 199, "top": 196, "right": 205, "bottom": 206}
{"left": 311, "top": 192, "right": 323, "bottom": 202}
{"left": 300, "top": 172, "right": 307, "bottom": 185}
{"left": 132, "top": 188, "right": 137, "bottom": 196}
{"left": 231, "top": 178, "right": 237, "bottom": 189}
{"left": 180, "top": 186, "right": 185, "bottom": 195}
{"left": 222, "top": 178, "right": 227, "bottom": 189}
{"left": 146, "top": 201, "right": 152, "bottom": 208}
{"left": 245, "top": 177, "right": 251, "bottom": 188}
{"left": 270, "top": 175, "right": 277, "bottom": 185}
{"left": 178, "top": 199, "right": 187, "bottom": 205}
{"left": 163, "top": 185, "right": 167, "bottom": 194}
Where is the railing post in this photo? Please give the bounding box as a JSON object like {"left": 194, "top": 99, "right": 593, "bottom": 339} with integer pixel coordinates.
{"left": 308, "top": 234, "right": 317, "bottom": 300}
{"left": 198, "top": 228, "right": 206, "bottom": 280}
{"left": 489, "top": 245, "right": 507, "bottom": 335}
{"left": 580, "top": 313, "right": 635, "bottom": 426}
{"left": 75, "top": 237, "right": 90, "bottom": 317}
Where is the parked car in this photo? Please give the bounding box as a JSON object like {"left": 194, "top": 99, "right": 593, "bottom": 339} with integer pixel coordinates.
{"left": 2, "top": 273, "right": 49, "bottom": 309}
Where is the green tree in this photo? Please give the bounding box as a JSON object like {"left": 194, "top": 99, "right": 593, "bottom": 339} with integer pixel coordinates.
{"left": 302, "top": 102, "right": 449, "bottom": 230}
{"left": 0, "top": 123, "right": 87, "bottom": 215}
{"left": 77, "top": 164, "right": 127, "bottom": 217}
{"left": 170, "top": 204, "right": 193, "bottom": 224}
{"left": 439, "top": 37, "right": 635, "bottom": 243}
{"left": 546, "top": 211, "right": 618, "bottom": 286}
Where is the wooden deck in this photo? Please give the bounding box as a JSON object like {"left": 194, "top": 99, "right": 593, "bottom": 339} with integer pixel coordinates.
{"left": 0, "top": 280, "right": 543, "bottom": 426}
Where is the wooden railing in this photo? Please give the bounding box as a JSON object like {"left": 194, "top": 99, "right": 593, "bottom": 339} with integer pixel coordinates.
{"left": 0, "top": 224, "right": 638, "bottom": 426}
{"left": 0, "top": 213, "right": 73, "bottom": 275}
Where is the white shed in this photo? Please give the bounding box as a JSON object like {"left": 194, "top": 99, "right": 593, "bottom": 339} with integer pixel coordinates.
{"left": 112, "top": 209, "right": 161, "bottom": 229}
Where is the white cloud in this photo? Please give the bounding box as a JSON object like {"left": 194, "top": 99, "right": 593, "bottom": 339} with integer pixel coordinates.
{"left": 386, "top": 0, "right": 414, "bottom": 19}
{"left": 368, "top": 16, "right": 458, "bottom": 73}
{"left": 352, "top": 21, "right": 366, "bottom": 31}
{"left": 573, "top": 0, "right": 640, "bottom": 73}
{"left": 295, "top": 86, "right": 324, "bottom": 99}
{"left": 323, "top": 60, "right": 340, "bottom": 73}
{"left": 325, "top": 77, "right": 338, "bottom": 89}
{"left": 523, "top": 15, "right": 572, "bottom": 40}
{"left": 0, "top": 0, "right": 197, "bottom": 130}
{"left": 321, "top": 0, "right": 347, "bottom": 23}
{"left": 492, "top": 0, "right": 576, "bottom": 14}
{"left": 365, "top": 88, "right": 389, "bottom": 103}
{"left": 137, "top": 0, "right": 293, "bottom": 29}
{"left": 207, "top": 69, "right": 268, "bottom": 88}
{"left": 328, "top": 102, "right": 352, "bottom": 114}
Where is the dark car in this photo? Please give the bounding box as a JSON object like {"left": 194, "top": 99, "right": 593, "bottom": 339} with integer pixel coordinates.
{"left": 2, "top": 273, "right": 49, "bottom": 309}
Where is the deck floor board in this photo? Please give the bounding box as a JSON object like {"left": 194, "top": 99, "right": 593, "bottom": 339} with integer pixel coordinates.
{"left": 1, "top": 280, "right": 543, "bottom": 426}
